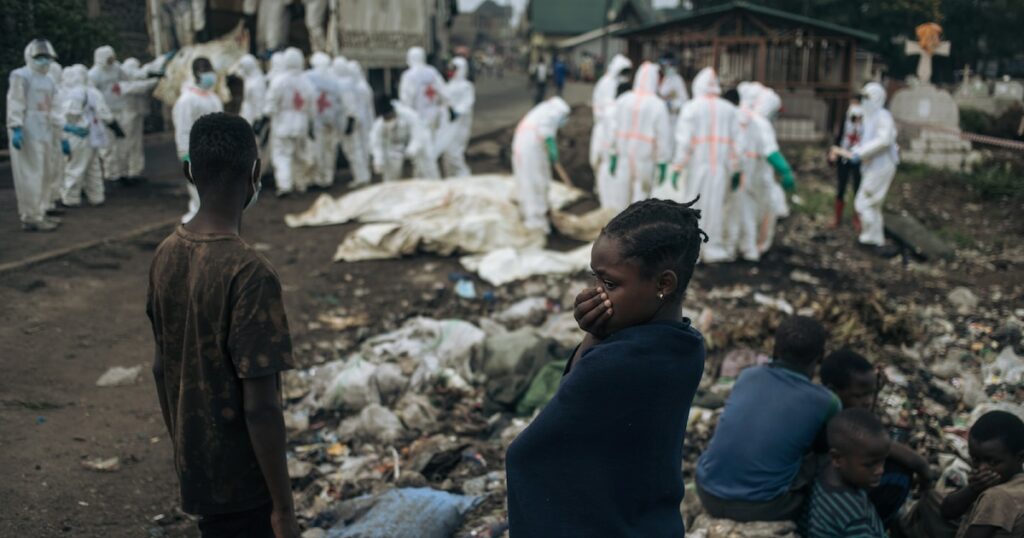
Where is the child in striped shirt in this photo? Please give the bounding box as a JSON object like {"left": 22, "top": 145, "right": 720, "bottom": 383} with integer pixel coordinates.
{"left": 801, "top": 409, "right": 890, "bottom": 537}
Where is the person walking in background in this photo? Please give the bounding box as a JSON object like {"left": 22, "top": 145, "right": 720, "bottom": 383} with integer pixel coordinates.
{"left": 829, "top": 100, "right": 864, "bottom": 231}
{"left": 531, "top": 58, "right": 548, "bottom": 104}
{"left": 553, "top": 56, "right": 568, "bottom": 97}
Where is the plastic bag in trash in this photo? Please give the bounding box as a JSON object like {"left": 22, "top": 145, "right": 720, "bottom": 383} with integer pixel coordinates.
{"left": 337, "top": 404, "right": 406, "bottom": 443}
{"left": 327, "top": 487, "right": 481, "bottom": 538}
{"left": 515, "top": 359, "right": 567, "bottom": 416}
{"left": 323, "top": 359, "right": 381, "bottom": 412}
{"left": 362, "top": 318, "right": 485, "bottom": 389}
{"left": 982, "top": 346, "right": 1024, "bottom": 386}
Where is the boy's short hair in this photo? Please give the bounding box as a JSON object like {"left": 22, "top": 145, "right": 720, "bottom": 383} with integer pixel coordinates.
{"left": 828, "top": 408, "right": 887, "bottom": 453}
{"left": 773, "top": 315, "right": 827, "bottom": 367}
{"left": 600, "top": 198, "right": 708, "bottom": 296}
{"left": 192, "top": 56, "right": 213, "bottom": 77}
{"left": 821, "top": 349, "right": 873, "bottom": 389}
{"left": 189, "top": 112, "right": 257, "bottom": 188}
{"left": 971, "top": 410, "right": 1024, "bottom": 453}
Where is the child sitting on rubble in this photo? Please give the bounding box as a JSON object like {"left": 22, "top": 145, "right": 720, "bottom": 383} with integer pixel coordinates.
{"left": 940, "top": 410, "right": 1024, "bottom": 538}
{"left": 506, "top": 198, "right": 708, "bottom": 536}
{"left": 820, "top": 349, "right": 932, "bottom": 524}
{"left": 695, "top": 315, "right": 840, "bottom": 522}
{"left": 801, "top": 408, "right": 891, "bottom": 537}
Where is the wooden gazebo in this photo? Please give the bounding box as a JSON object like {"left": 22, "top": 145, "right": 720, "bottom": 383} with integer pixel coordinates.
{"left": 616, "top": 1, "right": 878, "bottom": 138}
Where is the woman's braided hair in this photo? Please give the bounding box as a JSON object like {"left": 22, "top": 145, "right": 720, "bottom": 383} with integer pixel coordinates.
{"left": 600, "top": 198, "right": 708, "bottom": 295}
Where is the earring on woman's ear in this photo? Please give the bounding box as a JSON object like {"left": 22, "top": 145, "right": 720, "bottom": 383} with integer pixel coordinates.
{"left": 658, "top": 292, "right": 664, "bottom": 299}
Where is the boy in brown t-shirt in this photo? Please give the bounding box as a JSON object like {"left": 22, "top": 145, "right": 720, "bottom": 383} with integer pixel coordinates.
{"left": 147, "top": 112, "right": 299, "bottom": 538}
{"left": 941, "top": 410, "right": 1024, "bottom": 538}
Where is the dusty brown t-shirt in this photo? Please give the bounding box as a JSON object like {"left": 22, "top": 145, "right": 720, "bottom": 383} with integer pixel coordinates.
{"left": 146, "top": 225, "right": 294, "bottom": 515}
{"left": 956, "top": 473, "right": 1024, "bottom": 538}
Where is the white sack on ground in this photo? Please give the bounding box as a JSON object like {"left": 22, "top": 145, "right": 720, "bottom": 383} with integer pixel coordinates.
{"left": 550, "top": 207, "right": 618, "bottom": 242}
{"left": 460, "top": 244, "right": 592, "bottom": 286}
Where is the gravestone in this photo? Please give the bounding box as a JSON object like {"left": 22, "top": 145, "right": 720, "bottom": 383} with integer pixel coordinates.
{"left": 993, "top": 76, "right": 1024, "bottom": 101}
{"left": 890, "top": 24, "right": 972, "bottom": 170}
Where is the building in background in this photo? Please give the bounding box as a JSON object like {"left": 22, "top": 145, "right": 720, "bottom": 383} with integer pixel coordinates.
{"left": 524, "top": 0, "right": 656, "bottom": 72}
{"left": 616, "top": 1, "right": 879, "bottom": 140}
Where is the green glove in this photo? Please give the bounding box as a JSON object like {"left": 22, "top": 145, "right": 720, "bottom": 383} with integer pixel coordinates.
{"left": 658, "top": 163, "right": 667, "bottom": 184}
{"left": 182, "top": 153, "right": 190, "bottom": 162}
{"left": 731, "top": 172, "right": 741, "bottom": 191}
{"left": 609, "top": 154, "right": 618, "bottom": 175}
{"left": 767, "top": 151, "right": 796, "bottom": 192}
{"left": 545, "top": 137, "right": 559, "bottom": 164}
{"left": 671, "top": 171, "right": 680, "bottom": 190}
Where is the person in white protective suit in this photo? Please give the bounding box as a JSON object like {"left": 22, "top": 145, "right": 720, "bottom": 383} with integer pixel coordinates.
{"left": 348, "top": 60, "right": 375, "bottom": 170}
{"left": 172, "top": 57, "right": 223, "bottom": 223}
{"left": 7, "top": 39, "right": 68, "bottom": 231}
{"left": 672, "top": 67, "right": 742, "bottom": 263}
{"left": 331, "top": 58, "right": 372, "bottom": 185}
{"left": 232, "top": 54, "right": 267, "bottom": 126}
{"left": 728, "top": 83, "right": 796, "bottom": 261}
{"left": 438, "top": 56, "right": 475, "bottom": 178}
{"left": 658, "top": 55, "right": 689, "bottom": 129}
{"left": 605, "top": 61, "right": 673, "bottom": 209}
{"left": 263, "top": 48, "right": 316, "bottom": 195}
{"left": 88, "top": 46, "right": 129, "bottom": 182}
{"left": 304, "top": 52, "right": 348, "bottom": 188}
{"left": 398, "top": 47, "right": 444, "bottom": 178}
{"left": 119, "top": 57, "right": 165, "bottom": 182}
{"left": 59, "top": 64, "right": 114, "bottom": 207}
{"left": 369, "top": 97, "right": 431, "bottom": 182}
{"left": 590, "top": 54, "right": 632, "bottom": 204}
{"left": 303, "top": 0, "right": 329, "bottom": 53}
{"left": 45, "top": 61, "right": 66, "bottom": 214}
{"left": 849, "top": 82, "right": 899, "bottom": 251}
{"left": 256, "top": 0, "right": 290, "bottom": 54}
{"left": 511, "top": 96, "right": 571, "bottom": 234}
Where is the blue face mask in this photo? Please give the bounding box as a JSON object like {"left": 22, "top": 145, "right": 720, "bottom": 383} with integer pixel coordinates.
{"left": 198, "top": 71, "right": 216, "bottom": 89}
{"left": 33, "top": 57, "right": 52, "bottom": 70}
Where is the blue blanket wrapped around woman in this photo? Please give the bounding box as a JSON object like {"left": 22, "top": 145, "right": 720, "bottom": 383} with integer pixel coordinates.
{"left": 506, "top": 319, "right": 705, "bottom": 537}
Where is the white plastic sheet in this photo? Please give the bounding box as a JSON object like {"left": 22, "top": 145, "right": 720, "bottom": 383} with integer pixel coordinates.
{"left": 460, "top": 245, "right": 592, "bottom": 286}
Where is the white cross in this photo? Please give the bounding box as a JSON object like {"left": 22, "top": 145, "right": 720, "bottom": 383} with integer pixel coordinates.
{"left": 905, "top": 39, "right": 950, "bottom": 85}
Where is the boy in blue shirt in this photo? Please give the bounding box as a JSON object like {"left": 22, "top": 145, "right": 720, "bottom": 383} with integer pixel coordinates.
{"left": 696, "top": 315, "right": 840, "bottom": 521}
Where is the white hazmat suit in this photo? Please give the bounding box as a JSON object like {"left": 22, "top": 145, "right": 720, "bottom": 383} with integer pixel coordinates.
{"left": 264, "top": 48, "right": 316, "bottom": 194}
{"left": 607, "top": 61, "right": 673, "bottom": 209}
{"left": 233, "top": 54, "right": 266, "bottom": 125}
{"left": 673, "top": 67, "right": 741, "bottom": 263}
{"left": 439, "top": 57, "right": 475, "bottom": 178}
{"left": 349, "top": 60, "right": 375, "bottom": 169}
{"left": 511, "top": 96, "right": 570, "bottom": 234}
{"left": 851, "top": 82, "right": 899, "bottom": 247}
{"left": 88, "top": 46, "right": 128, "bottom": 181}
{"left": 369, "top": 101, "right": 431, "bottom": 182}
{"left": 398, "top": 47, "right": 444, "bottom": 178}
{"left": 172, "top": 76, "right": 223, "bottom": 222}
{"left": 118, "top": 58, "right": 161, "bottom": 179}
{"left": 7, "top": 40, "right": 64, "bottom": 229}
{"left": 590, "top": 54, "right": 632, "bottom": 206}
{"left": 60, "top": 64, "right": 114, "bottom": 206}
{"left": 305, "top": 52, "right": 346, "bottom": 188}
{"left": 332, "top": 58, "right": 372, "bottom": 185}
{"left": 659, "top": 64, "right": 689, "bottom": 129}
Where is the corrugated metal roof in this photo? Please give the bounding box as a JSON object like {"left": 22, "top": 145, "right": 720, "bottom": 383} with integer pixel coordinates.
{"left": 530, "top": 0, "right": 655, "bottom": 36}
{"left": 615, "top": 1, "right": 878, "bottom": 42}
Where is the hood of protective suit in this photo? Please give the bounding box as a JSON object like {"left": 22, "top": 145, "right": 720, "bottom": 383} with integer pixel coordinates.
{"left": 847, "top": 104, "right": 864, "bottom": 119}
{"left": 737, "top": 81, "right": 763, "bottom": 110}
{"left": 754, "top": 88, "right": 781, "bottom": 118}
{"left": 310, "top": 52, "right": 330, "bottom": 73}
{"left": 121, "top": 58, "right": 141, "bottom": 78}
{"left": 269, "top": 52, "right": 284, "bottom": 74}
{"left": 331, "top": 58, "right": 352, "bottom": 79}
{"left": 235, "top": 54, "right": 260, "bottom": 77}
{"left": 860, "top": 82, "right": 886, "bottom": 114}
{"left": 24, "top": 39, "right": 57, "bottom": 65}
{"left": 541, "top": 96, "right": 571, "bottom": 125}
{"left": 407, "top": 47, "right": 426, "bottom": 67}
{"left": 63, "top": 64, "right": 88, "bottom": 88}
{"left": 632, "top": 61, "right": 660, "bottom": 95}
{"left": 692, "top": 67, "right": 721, "bottom": 97}
{"left": 93, "top": 45, "right": 116, "bottom": 68}
{"left": 450, "top": 57, "right": 468, "bottom": 81}
{"left": 349, "top": 60, "right": 366, "bottom": 80}
{"left": 282, "top": 48, "right": 304, "bottom": 72}
{"left": 607, "top": 54, "right": 632, "bottom": 79}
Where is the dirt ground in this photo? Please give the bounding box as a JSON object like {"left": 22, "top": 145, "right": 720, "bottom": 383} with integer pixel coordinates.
{"left": 1, "top": 110, "right": 1021, "bottom": 537}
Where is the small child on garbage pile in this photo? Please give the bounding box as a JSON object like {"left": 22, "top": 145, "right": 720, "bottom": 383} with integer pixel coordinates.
{"left": 147, "top": 113, "right": 300, "bottom": 538}
{"left": 506, "top": 198, "right": 708, "bottom": 536}
{"left": 695, "top": 315, "right": 840, "bottom": 522}
{"left": 801, "top": 408, "right": 891, "bottom": 537}
{"left": 821, "top": 349, "right": 932, "bottom": 524}
{"left": 939, "top": 410, "right": 1024, "bottom": 538}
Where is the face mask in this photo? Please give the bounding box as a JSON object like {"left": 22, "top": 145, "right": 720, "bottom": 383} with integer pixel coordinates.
{"left": 32, "top": 57, "right": 51, "bottom": 71}
{"left": 198, "top": 71, "right": 216, "bottom": 89}
{"left": 245, "top": 161, "right": 261, "bottom": 211}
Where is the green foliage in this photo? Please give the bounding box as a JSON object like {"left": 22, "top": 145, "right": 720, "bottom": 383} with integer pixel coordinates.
{"left": 959, "top": 105, "right": 1024, "bottom": 140}
{"left": 955, "top": 159, "right": 1024, "bottom": 200}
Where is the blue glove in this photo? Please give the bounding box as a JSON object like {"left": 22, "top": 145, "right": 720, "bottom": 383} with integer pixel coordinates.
{"left": 11, "top": 127, "right": 23, "bottom": 150}
{"left": 64, "top": 124, "right": 89, "bottom": 138}
{"left": 61, "top": 139, "right": 71, "bottom": 156}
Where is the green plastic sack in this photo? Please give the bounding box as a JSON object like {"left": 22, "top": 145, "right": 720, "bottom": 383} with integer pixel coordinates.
{"left": 515, "top": 359, "right": 568, "bottom": 416}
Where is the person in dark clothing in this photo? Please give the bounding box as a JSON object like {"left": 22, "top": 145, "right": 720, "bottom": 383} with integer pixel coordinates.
{"left": 506, "top": 198, "right": 708, "bottom": 537}
{"left": 830, "top": 100, "right": 864, "bottom": 230}
{"left": 820, "top": 349, "right": 933, "bottom": 525}
{"left": 553, "top": 57, "right": 568, "bottom": 96}
{"left": 147, "top": 113, "right": 300, "bottom": 538}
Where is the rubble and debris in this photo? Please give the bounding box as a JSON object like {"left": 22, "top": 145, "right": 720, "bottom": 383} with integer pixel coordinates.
{"left": 95, "top": 365, "right": 143, "bottom": 387}
{"left": 81, "top": 457, "right": 121, "bottom": 472}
